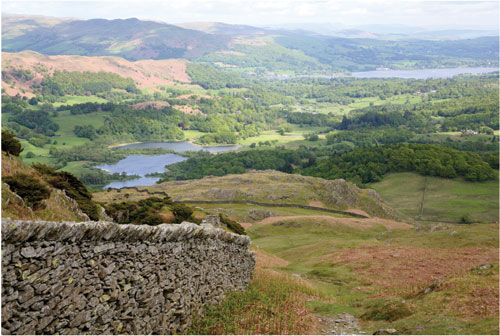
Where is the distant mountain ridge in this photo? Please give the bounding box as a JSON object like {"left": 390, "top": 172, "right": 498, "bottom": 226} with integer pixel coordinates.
{"left": 3, "top": 13, "right": 498, "bottom": 73}
{"left": 2, "top": 14, "right": 230, "bottom": 60}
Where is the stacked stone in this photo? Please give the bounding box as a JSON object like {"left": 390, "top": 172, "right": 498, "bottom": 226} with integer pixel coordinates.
{"left": 2, "top": 219, "right": 255, "bottom": 334}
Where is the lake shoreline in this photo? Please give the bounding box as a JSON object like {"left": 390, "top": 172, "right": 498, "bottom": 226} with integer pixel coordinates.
{"left": 108, "top": 139, "right": 240, "bottom": 149}
{"left": 96, "top": 141, "right": 240, "bottom": 189}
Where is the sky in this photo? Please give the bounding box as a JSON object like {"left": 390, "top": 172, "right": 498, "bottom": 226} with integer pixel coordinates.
{"left": 2, "top": 0, "right": 499, "bottom": 30}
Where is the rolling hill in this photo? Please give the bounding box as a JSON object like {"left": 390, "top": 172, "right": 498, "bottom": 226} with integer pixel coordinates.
{"left": 1, "top": 51, "right": 190, "bottom": 97}
{"left": 3, "top": 13, "right": 498, "bottom": 74}
{"left": 2, "top": 14, "right": 230, "bottom": 60}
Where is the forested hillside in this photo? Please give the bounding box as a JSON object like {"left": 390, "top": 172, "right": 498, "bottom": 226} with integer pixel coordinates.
{"left": 3, "top": 14, "right": 498, "bottom": 73}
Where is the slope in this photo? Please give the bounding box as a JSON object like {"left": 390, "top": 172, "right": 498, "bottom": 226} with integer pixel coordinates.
{"left": 2, "top": 51, "right": 190, "bottom": 97}
{"left": 2, "top": 152, "right": 92, "bottom": 221}
{"left": 2, "top": 15, "right": 230, "bottom": 60}
{"left": 92, "top": 170, "right": 409, "bottom": 222}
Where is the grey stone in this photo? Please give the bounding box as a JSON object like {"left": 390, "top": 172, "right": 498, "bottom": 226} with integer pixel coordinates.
{"left": 21, "top": 246, "right": 38, "bottom": 258}
{"left": 18, "top": 285, "right": 35, "bottom": 304}
{"left": 374, "top": 328, "right": 398, "bottom": 335}
{"left": 479, "top": 263, "right": 493, "bottom": 270}
{"left": 1, "top": 218, "right": 255, "bottom": 335}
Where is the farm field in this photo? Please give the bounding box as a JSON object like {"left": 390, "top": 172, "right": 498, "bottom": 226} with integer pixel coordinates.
{"left": 53, "top": 110, "right": 107, "bottom": 135}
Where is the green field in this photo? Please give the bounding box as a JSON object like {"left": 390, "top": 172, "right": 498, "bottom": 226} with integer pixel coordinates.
{"left": 53, "top": 110, "right": 107, "bottom": 135}
{"left": 19, "top": 136, "right": 90, "bottom": 165}
{"left": 296, "top": 94, "right": 424, "bottom": 116}
{"left": 52, "top": 95, "right": 107, "bottom": 107}
{"left": 238, "top": 125, "right": 328, "bottom": 146}
{"left": 182, "top": 130, "right": 207, "bottom": 140}
{"left": 369, "top": 172, "right": 499, "bottom": 224}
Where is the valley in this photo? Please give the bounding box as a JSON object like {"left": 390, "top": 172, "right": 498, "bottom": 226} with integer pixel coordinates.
{"left": 1, "top": 9, "right": 499, "bottom": 335}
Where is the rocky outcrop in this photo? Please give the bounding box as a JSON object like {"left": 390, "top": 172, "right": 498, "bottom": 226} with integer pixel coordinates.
{"left": 1, "top": 219, "right": 255, "bottom": 335}
{"left": 247, "top": 209, "right": 278, "bottom": 220}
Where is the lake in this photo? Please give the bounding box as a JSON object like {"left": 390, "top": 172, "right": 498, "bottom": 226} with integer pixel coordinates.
{"left": 350, "top": 67, "right": 499, "bottom": 79}
{"left": 269, "top": 67, "right": 499, "bottom": 80}
{"left": 96, "top": 142, "right": 239, "bottom": 188}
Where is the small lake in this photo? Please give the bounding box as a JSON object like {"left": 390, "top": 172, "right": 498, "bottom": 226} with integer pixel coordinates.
{"left": 269, "top": 67, "right": 499, "bottom": 80}
{"left": 96, "top": 141, "right": 239, "bottom": 188}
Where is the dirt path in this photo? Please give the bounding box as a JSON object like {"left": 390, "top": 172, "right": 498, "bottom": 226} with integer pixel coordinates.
{"left": 258, "top": 215, "right": 412, "bottom": 230}
{"left": 417, "top": 176, "right": 428, "bottom": 220}
{"left": 315, "top": 313, "right": 366, "bottom": 335}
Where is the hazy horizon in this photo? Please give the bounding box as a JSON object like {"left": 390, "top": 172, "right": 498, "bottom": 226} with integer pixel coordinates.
{"left": 3, "top": 1, "right": 499, "bottom": 32}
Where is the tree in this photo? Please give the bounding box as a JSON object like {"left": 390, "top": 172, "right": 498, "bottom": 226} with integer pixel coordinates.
{"left": 28, "top": 97, "right": 38, "bottom": 105}
{"left": 2, "top": 131, "right": 23, "bottom": 156}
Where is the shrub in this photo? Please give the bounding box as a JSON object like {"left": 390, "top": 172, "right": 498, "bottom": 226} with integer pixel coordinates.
{"left": 219, "top": 213, "right": 246, "bottom": 235}
{"left": 2, "top": 130, "right": 23, "bottom": 156}
{"left": 3, "top": 173, "right": 50, "bottom": 209}
{"left": 104, "top": 196, "right": 172, "bottom": 225}
{"left": 33, "top": 163, "right": 100, "bottom": 220}
{"left": 460, "top": 214, "right": 474, "bottom": 224}
{"left": 361, "top": 298, "right": 413, "bottom": 322}
{"left": 171, "top": 203, "right": 194, "bottom": 223}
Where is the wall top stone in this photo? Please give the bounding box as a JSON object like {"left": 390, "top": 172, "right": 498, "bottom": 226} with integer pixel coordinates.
{"left": 1, "top": 218, "right": 251, "bottom": 247}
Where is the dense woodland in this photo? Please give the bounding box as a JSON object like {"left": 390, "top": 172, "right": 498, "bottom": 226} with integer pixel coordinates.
{"left": 162, "top": 144, "right": 497, "bottom": 185}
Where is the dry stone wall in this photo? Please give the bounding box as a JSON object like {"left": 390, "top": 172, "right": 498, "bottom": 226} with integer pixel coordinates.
{"left": 1, "top": 219, "right": 255, "bottom": 335}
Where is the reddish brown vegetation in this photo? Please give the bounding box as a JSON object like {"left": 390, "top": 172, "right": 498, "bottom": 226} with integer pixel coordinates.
{"left": 327, "top": 246, "right": 498, "bottom": 292}
{"left": 258, "top": 215, "right": 412, "bottom": 230}
{"left": 2, "top": 51, "right": 190, "bottom": 95}
{"left": 131, "top": 101, "right": 171, "bottom": 109}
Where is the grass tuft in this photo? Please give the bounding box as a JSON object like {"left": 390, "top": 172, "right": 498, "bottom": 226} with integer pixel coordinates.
{"left": 361, "top": 297, "right": 413, "bottom": 322}
{"left": 188, "top": 268, "right": 316, "bottom": 335}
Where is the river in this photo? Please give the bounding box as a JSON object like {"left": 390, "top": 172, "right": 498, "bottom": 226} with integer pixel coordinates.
{"left": 96, "top": 142, "right": 239, "bottom": 188}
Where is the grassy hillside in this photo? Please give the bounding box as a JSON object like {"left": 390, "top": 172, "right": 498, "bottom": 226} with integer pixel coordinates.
{"left": 92, "top": 170, "right": 408, "bottom": 221}
{"left": 1, "top": 152, "right": 91, "bottom": 221}
{"left": 369, "top": 172, "right": 499, "bottom": 224}
{"left": 246, "top": 216, "right": 498, "bottom": 335}
{"left": 1, "top": 51, "right": 190, "bottom": 97}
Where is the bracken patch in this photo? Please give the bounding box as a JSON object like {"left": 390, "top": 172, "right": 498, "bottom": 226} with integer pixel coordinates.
{"left": 325, "top": 246, "right": 498, "bottom": 295}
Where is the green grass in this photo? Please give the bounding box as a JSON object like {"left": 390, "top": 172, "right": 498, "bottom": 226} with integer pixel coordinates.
{"left": 52, "top": 95, "right": 107, "bottom": 107}
{"left": 238, "top": 132, "right": 303, "bottom": 146}
{"left": 57, "top": 160, "right": 91, "bottom": 175}
{"left": 53, "top": 110, "right": 107, "bottom": 135}
{"left": 19, "top": 136, "right": 90, "bottom": 166}
{"left": 188, "top": 268, "right": 316, "bottom": 335}
{"left": 183, "top": 130, "right": 208, "bottom": 140}
{"left": 368, "top": 172, "right": 499, "bottom": 224}
{"left": 238, "top": 125, "right": 328, "bottom": 146}
{"left": 247, "top": 213, "right": 498, "bottom": 335}
{"left": 296, "top": 94, "right": 424, "bottom": 116}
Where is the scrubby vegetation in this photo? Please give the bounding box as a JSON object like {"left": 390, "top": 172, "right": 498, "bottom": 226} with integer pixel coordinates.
{"left": 219, "top": 213, "right": 246, "bottom": 235}
{"left": 2, "top": 130, "right": 23, "bottom": 156}
{"left": 3, "top": 173, "right": 51, "bottom": 209}
{"left": 104, "top": 197, "right": 172, "bottom": 225}
{"left": 33, "top": 164, "right": 100, "bottom": 220}
{"left": 103, "top": 196, "right": 197, "bottom": 225}
{"left": 189, "top": 269, "right": 315, "bottom": 335}
{"left": 361, "top": 298, "right": 413, "bottom": 322}
{"left": 171, "top": 203, "right": 194, "bottom": 223}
